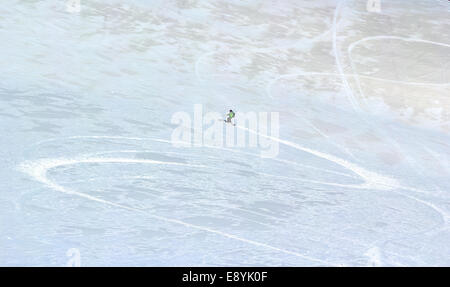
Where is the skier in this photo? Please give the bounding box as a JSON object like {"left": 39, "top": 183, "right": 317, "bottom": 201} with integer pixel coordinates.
{"left": 225, "top": 109, "right": 235, "bottom": 124}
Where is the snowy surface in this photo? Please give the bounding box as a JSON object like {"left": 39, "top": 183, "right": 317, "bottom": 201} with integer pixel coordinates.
{"left": 0, "top": 0, "right": 449, "bottom": 266}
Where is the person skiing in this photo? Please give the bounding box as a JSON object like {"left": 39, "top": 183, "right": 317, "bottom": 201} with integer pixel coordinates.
{"left": 225, "top": 109, "right": 235, "bottom": 123}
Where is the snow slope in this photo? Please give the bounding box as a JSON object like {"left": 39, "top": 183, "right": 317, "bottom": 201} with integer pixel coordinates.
{"left": 0, "top": 0, "right": 449, "bottom": 266}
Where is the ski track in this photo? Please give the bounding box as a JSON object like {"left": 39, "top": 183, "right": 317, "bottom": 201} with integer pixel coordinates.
{"left": 90, "top": 148, "right": 360, "bottom": 181}
{"left": 347, "top": 35, "right": 450, "bottom": 112}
